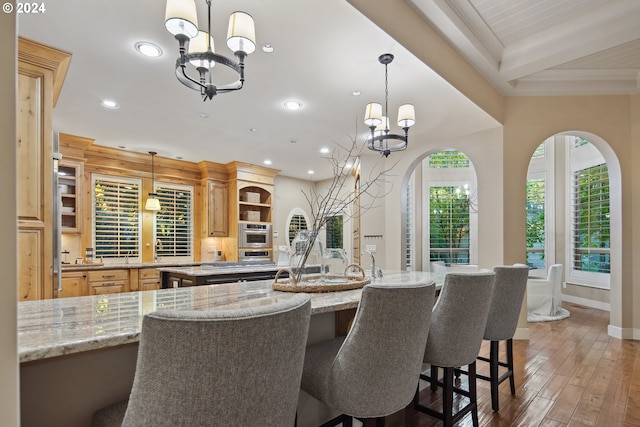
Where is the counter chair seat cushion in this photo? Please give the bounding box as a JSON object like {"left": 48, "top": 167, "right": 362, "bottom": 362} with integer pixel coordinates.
{"left": 301, "top": 282, "right": 436, "bottom": 423}
{"left": 92, "top": 293, "right": 312, "bottom": 427}
{"left": 415, "top": 272, "right": 496, "bottom": 427}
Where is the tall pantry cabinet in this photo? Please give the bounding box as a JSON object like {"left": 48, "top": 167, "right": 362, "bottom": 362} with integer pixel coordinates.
{"left": 16, "top": 37, "right": 71, "bottom": 300}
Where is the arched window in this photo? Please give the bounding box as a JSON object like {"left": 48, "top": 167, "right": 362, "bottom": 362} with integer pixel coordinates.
{"left": 404, "top": 150, "right": 478, "bottom": 270}
{"left": 286, "top": 208, "right": 310, "bottom": 246}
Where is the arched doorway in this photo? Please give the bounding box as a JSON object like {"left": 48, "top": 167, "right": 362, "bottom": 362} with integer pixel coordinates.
{"left": 525, "top": 131, "right": 622, "bottom": 335}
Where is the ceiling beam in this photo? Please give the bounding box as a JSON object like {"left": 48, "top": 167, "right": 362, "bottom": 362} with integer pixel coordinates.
{"left": 499, "top": 1, "right": 640, "bottom": 82}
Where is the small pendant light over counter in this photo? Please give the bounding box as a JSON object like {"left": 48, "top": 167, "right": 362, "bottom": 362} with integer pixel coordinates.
{"left": 145, "top": 151, "right": 161, "bottom": 211}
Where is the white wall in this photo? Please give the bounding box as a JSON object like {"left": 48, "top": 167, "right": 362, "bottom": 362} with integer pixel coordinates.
{"left": 272, "top": 175, "right": 315, "bottom": 250}
{"left": 1, "top": 6, "right": 20, "bottom": 425}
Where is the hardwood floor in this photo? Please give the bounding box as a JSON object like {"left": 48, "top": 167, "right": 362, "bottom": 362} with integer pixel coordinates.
{"left": 386, "top": 302, "right": 640, "bottom": 427}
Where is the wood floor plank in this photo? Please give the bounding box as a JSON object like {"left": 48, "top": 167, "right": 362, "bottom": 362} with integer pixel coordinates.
{"left": 383, "top": 303, "right": 639, "bottom": 427}
{"left": 546, "top": 384, "right": 585, "bottom": 424}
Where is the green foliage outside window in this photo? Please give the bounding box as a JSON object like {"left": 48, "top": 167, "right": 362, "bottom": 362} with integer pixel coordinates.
{"left": 428, "top": 151, "right": 469, "bottom": 168}
{"left": 526, "top": 178, "right": 545, "bottom": 268}
{"left": 325, "top": 216, "right": 343, "bottom": 249}
{"left": 429, "top": 186, "right": 470, "bottom": 265}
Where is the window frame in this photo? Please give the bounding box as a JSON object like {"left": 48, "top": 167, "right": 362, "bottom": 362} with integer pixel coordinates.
{"left": 565, "top": 139, "right": 610, "bottom": 289}
{"left": 525, "top": 138, "right": 556, "bottom": 276}
{"left": 153, "top": 182, "right": 194, "bottom": 262}
{"left": 91, "top": 174, "right": 142, "bottom": 264}
{"left": 421, "top": 152, "right": 478, "bottom": 267}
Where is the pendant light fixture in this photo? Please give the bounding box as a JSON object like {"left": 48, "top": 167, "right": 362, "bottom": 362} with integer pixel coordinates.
{"left": 165, "top": 0, "right": 256, "bottom": 101}
{"left": 364, "top": 54, "right": 416, "bottom": 157}
{"left": 145, "top": 152, "right": 161, "bottom": 211}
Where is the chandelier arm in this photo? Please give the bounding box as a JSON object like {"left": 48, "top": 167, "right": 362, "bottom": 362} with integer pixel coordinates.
{"left": 176, "top": 60, "right": 207, "bottom": 92}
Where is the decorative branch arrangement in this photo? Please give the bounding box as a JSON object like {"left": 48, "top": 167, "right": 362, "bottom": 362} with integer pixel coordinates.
{"left": 291, "top": 135, "right": 397, "bottom": 282}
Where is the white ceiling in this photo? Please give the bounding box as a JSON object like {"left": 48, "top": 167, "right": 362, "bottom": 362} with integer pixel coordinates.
{"left": 17, "top": 0, "right": 639, "bottom": 180}
{"left": 409, "top": 0, "right": 640, "bottom": 95}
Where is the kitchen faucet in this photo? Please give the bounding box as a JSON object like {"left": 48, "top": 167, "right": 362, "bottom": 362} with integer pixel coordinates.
{"left": 361, "top": 250, "right": 378, "bottom": 278}
{"left": 154, "top": 239, "right": 163, "bottom": 261}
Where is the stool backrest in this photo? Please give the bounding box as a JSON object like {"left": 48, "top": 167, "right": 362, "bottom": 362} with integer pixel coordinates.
{"left": 122, "top": 293, "right": 311, "bottom": 427}
{"left": 484, "top": 265, "right": 529, "bottom": 340}
{"left": 423, "top": 272, "right": 495, "bottom": 368}
{"left": 328, "top": 282, "right": 436, "bottom": 416}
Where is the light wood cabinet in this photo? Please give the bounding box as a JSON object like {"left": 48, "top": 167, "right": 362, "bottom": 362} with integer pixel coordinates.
{"left": 58, "top": 159, "right": 84, "bottom": 233}
{"left": 238, "top": 184, "right": 272, "bottom": 223}
{"left": 87, "top": 269, "right": 129, "bottom": 295}
{"left": 17, "top": 38, "right": 71, "bottom": 301}
{"left": 138, "top": 268, "right": 161, "bottom": 291}
{"left": 58, "top": 271, "right": 87, "bottom": 298}
{"left": 208, "top": 180, "right": 228, "bottom": 236}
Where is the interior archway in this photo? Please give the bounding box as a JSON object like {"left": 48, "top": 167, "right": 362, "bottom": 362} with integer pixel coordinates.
{"left": 524, "top": 131, "right": 621, "bottom": 336}
{"left": 401, "top": 149, "right": 479, "bottom": 272}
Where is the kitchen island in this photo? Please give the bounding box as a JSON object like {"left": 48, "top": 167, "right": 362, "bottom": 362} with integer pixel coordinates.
{"left": 19, "top": 271, "right": 440, "bottom": 427}
{"left": 157, "top": 262, "right": 286, "bottom": 288}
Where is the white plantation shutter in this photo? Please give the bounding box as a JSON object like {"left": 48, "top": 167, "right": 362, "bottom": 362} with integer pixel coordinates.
{"left": 571, "top": 164, "right": 610, "bottom": 273}
{"left": 93, "top": 176, "right": 141, "bottom": 260}
{"left": 288, "top": 214, "right": 308, "bottom": 245}
{"left": 429, "top": 185, "right": 470, "bottom": 265}
{"left": 155, "top": 184, "right": 193, "bottom": 259}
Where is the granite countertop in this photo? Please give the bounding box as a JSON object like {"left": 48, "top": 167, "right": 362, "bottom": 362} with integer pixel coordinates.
{"left": 156, "top": 263, "right": 283, "bottom": 276}
{"left": 61, "top": 260, "right": 199, "bottom": 271}
{"left": 18, "top": 271, "right": 439, "bottom": 363}
{"left": 61, "top": 260, "right": 275, "bottom": 272}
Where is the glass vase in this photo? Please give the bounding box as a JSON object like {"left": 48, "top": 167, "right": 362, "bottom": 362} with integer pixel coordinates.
{"left": 322, "top": 248, "right": 349, "bottom": 283}
{"left": 289, "top": 230, "right": 323, "bottom": 282}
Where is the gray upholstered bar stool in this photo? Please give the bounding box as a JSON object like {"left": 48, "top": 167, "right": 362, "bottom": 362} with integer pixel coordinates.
{"left": 91, "top": 293, "right": 311, "bottom": 427}
{"left": 455, "top": 265, "right": 529, "bottom": 411}
{"left": 301, "top": 282, "right": 436, "bottom": 426}
{"left": 478, "top": 265, "right": 528, "bottom": 411}
{"left": 414, "top": 271, "right": 495, "bottom": 427}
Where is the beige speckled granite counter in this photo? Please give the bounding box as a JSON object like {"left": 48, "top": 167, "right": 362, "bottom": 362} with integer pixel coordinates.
{"left": 60, "top": 260, "right": 248, "bottom": 272}
{"left": 156, "top": 264, "right": 282, "bottom": 276}
{"left": 18, "top": 271, "right": 439, "bottom": 363}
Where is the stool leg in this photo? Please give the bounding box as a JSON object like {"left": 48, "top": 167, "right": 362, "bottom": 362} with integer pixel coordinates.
{"left": 469, "top": 362, "right": 479, "bottom": 427}
{"left": 430, "top": 365, "right": 439, "bottom": 392}
{"left": 442, "top": 367, "right": 454, "bottom": 426}
{"left": 490, "top": 340, "right": 500, "bottom": 412}
{"left": 507, "top": 338, "right": 516, "bottom": 395}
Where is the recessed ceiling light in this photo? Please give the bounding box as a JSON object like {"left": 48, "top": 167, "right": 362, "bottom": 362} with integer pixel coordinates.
{"left": 199, "top": 112, "right": 209, "bottom": 118}
{"left": 320, "top": 147, "right": 330, "bottom": 154}
{"left": 261, "top": 43, "right": 274, "bottom": 53}
{"left": 250, "top": 128, "right": 257, "bottom": 132}
{"left": 263, "top": 159, "right": 272, "bottom": 165}
{"left": 100, "top": 99, "right": 120, "bottom": 109}
{"left": 284, "top": 101, "right": 302, "bottom": 110}
{"left": 352, "top": 90, "right": 361, "bottom": 96}
{"left": 134, "top": 41, "right": 163, "bottom": 58}
{"left": 308, "top": 170, "right": 314, "bottom": 175}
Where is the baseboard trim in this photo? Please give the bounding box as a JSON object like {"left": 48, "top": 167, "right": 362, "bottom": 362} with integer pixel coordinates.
{"left": 562, "top": 295, "right": 610, "bottom": 312}
{"left": 513, "top": 327, "right": 529, "bottom": 340}
{"left": 607, "top": 325, "right": 640, "bottom": 340}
